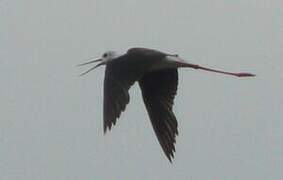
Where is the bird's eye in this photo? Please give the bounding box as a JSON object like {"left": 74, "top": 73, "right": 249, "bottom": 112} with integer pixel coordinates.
{"left": 103, "top": 53, "right": 107, "bottom": 58}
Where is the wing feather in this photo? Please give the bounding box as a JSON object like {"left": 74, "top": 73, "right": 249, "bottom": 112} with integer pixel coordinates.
{"left": 139, "top": 69, "right": 179, "bottom": 161}
{"left": 103, "top": 56, "right": 138, "bottom": 132}
{"left": 103, "top": 49, "right": 160, "bottom": 132}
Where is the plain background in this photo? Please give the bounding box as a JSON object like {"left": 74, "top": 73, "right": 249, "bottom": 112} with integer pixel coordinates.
{"left": 1, "top": 0, "right": 282, "bottom": 179}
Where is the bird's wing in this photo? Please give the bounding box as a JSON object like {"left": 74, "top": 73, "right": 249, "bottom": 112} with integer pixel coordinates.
{"left": 103, "top": 55, "right": 143, "bottom": 133}
{"left": 138, "top": 69, "right": 179, "bottom": 162}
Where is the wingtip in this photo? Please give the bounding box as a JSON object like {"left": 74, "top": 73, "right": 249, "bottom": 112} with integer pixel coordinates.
{"left": 166, "top": 153, "right": 174, "bottom": 163}
{"left": 103, "top": 125, "right": 108, "bottom": 135}
{"left": 103, "top": 124, "right": 113, "bottom": 134}
{"left": 165, "top": 147, "right": 176, "bottom": 163}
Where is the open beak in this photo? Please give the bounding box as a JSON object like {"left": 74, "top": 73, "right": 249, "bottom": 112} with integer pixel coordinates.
{"left": 77, "top": 58, "right": 105, "bottom": 76}
{"left": 77, "top": 58, "right": 102, "bottom": 67}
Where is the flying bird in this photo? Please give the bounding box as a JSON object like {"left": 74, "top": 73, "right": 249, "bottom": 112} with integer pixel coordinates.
{"left": 78, "top": 47, "right": 255, "bottom": 162}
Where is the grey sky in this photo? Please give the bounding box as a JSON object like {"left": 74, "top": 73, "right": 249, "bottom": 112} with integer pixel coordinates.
{"left": 1, "top": 0, "right": 282, "bottom": 179}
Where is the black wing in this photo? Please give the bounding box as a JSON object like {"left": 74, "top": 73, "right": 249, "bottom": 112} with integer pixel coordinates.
{"left": 139, "top": 69, "right": 179, "bottom": 162}
{"left": 103, "top": 48, "right": 167, "bottom": 133}
{"left": 103, "top": 56, "right": 140, "bottom": 132}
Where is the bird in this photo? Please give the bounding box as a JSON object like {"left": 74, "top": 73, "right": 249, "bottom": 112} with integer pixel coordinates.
{"left": 78, "top": 47, "right": 255, "bottom": 162}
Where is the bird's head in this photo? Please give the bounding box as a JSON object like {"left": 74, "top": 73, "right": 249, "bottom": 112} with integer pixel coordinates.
{"left": 77, "top": 51, "right": 120, "bottom": 76}
{"left": 101, "top": 51, "right": 120, "bottom": 62}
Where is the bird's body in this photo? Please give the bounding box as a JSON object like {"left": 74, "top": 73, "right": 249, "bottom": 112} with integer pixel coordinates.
{"left": 78, "top": 47, "right": 255, "bottom": 162}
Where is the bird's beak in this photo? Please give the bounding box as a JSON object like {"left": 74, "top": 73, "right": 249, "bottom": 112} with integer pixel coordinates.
{"left": 77, "top": 58, "right": 105, "bottom": 76}
{"left": 77, "top": 58, "right": 102, "bottom": 67}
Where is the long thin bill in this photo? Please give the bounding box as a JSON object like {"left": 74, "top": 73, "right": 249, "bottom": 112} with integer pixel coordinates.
{"left": 79, "top": 62, "right": 104, "bottom": 76}
{"left": 77, "top": 59, "right": 102, "bottom": 67}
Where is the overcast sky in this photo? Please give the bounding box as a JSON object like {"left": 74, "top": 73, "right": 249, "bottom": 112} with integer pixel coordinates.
{"left": 1, "top": 0, "right": 283, "bottom": 179}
